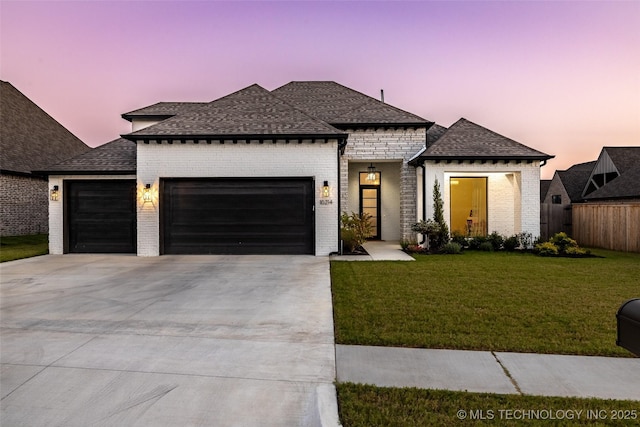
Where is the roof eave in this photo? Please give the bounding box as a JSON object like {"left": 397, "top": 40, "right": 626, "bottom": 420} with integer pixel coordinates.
{"left": 121, "top": 113, "right": 175, "bottom": 122}
{"left": 121, "top": 133, "right": 349, "bottom": 143}
{"left": 34, "top": 169, "right": 137, "bottom": 176}
{"left": 331, "top": 121, "right": 433, "bottom": 130}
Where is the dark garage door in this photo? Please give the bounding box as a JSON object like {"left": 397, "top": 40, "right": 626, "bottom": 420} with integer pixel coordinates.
{"left": 66, "top": 180, "right": 136, "bottom": 253}
{"left": 162, "top": 178, "right": 314, "bottom": 255}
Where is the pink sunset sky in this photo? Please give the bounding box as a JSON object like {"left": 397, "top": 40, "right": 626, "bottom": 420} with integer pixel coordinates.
{"left": 2, "top": 1, "right": 638, "bottom": 179}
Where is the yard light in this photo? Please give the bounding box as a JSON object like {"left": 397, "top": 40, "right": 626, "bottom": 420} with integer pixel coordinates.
{"left": 50, "top": 185, "right": 59, "bottom": 201}
{"left": 143, "top": 184, "right": 152, "bottom": 202}
{"left": 322, "top": 181, "right": 330, "bottom": 198}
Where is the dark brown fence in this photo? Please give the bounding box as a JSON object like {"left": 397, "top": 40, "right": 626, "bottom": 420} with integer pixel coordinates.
{"left": 572, "top": 203, "right": 640, "bottom": 252}
{"left": 540, "top": 203, "right": 573, "bottom": 241}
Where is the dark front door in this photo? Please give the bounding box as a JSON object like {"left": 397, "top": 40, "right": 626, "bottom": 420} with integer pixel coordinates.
{"left": 162, "top": 178, "right": 315, "bottom": 255}
{"left": 359, "top": 171, "right": 381, "bottom": 239}
{"left": 66, "top": 180, "right": 137, "bottom": 253}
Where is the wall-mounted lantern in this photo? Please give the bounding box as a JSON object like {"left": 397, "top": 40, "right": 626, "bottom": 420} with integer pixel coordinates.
{"left": 322, "top": 181, "right": 330, "bottom": 198}
{"left": 143, "top": 184, "right": 152, "bottom": 203}
{"left": 50, "top": 185, "right": 59, "bottom": 201}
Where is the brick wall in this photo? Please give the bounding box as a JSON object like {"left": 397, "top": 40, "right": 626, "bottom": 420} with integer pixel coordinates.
{"left": 137, "top": 141, "right": 339, "bottom": 256}
{"left": 424, "top": 161, "right": 542, "bottom": 239}
{"left": 0, "top": 173, "right": 48, "bottom": 236}
{"left": 48, "top": 174, "right": 137, "bottom": 254}
{"left": 340, "top": 127, "right": 427, "bottom": 241}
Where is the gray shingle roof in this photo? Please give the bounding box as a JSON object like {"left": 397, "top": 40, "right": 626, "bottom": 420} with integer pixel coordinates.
{"left": 603, "top": 146, "right": 640, "bottom": 174}
{"left": 121, "top": 102, "right": 206, "bottom": 121}
{"left": 124, "top": 84, "right": 346, "bottom": 139}
{"left": 271, "top": 81, "right": 431, "bottom": 127}
{"left": 584, "top": 166, "right": 640, "bottom": 200}
{"left": 1, "top": 81, "right": 89, "bottom": 175}
{"left": 557, "top": 161, "right": 596, "bottom": 202}
{"left": 419, "top": 118, "right": 553, "bottom": 160}
{"left": 37, "top": 138, "right": 136, "bottom": 175}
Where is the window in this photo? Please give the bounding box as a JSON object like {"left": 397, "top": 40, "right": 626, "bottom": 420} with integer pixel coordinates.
{"left": 450, "top": 177, "right": 487, "bottom": 236}
{"left": 551, "top": 195, "right": 562, "bottom": 204}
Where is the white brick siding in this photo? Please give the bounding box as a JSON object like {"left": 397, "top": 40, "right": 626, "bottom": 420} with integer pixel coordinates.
{"left": 137, "top": 141, "right": 339, "bottom": 256}
{"left": 340, "top": 127, "right": 427, "bottom": 240}
{"left": 48, "top": 174, "right": 136, "bottom": 254}
{"left": 424, "top": 161, "right": 541, "bottom": 239}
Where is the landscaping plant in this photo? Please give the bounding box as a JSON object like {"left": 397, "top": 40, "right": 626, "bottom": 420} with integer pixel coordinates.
{"left": 340, "top": 212, "right": 373, "bottom": 253}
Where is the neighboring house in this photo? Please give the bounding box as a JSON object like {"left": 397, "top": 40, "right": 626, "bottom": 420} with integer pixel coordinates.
{"left": 540, "top": 161, "right": 596, "bottom": 239}
{"left": 0, "top": 81, "right": 89, "bottom": 236}
{"left": 40, "top": 81, "right": 553, "bottom": 256}
{"left": 573, "top": 147, "right": 640, "bottom": 252}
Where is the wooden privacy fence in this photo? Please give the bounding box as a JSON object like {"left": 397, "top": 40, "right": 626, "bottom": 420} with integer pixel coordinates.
{"left": 540, "top": 203, "right": 573, "bottom": 241}
{"left": 572, "top": 203, "right": 640, "bottom": 253}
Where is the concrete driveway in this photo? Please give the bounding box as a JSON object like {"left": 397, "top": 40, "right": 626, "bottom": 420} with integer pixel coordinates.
{"left": 1, "top": 255, "right": 338, "bottom": 426}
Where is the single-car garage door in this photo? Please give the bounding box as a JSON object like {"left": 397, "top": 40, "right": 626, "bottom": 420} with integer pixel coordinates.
{"left": 66, "top": 180, "right": 137, "bottom": 253}
{"left": 162, "top": 178, "right": 314, "bottom": 255}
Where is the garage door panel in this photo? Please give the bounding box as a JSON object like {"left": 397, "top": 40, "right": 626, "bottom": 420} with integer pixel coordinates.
{"left": 66, "top": 181, "right": 136, "bottom": 253}
{"left": 162, "top": 179, "right": 314, "bottom": 254}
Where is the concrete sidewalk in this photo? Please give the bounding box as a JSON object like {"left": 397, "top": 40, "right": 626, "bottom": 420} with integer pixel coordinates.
{"left": 336, "top": 345, "right": 640, "bottom": 401}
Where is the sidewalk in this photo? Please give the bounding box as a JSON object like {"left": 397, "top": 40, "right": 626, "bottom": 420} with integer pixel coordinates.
{"left": 336, "top": 345, "right": 640, "bottom": 401}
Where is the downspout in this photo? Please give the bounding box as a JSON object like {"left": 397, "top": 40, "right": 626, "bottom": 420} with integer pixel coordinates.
{"left": 337, "top": 139, "right": 348, "bottom": 254}
{"left": 419, "top": 162, "right": 427, "bottom": 245}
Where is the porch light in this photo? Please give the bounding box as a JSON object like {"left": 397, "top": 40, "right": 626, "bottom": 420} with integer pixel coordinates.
{"left": 322, "top": 181, "right": 330, "bottom": 198}
{"left": 143, "top": 184, "right": 152, "bottom": 202}
{"left": 50, "top": 185, "right": 59, "bottom": 201}
{"left": 366, "top": 163, "right": 377, "bottom": 182}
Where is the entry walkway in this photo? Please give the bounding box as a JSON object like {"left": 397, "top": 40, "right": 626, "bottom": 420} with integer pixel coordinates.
{"left": 336, "top": 345, "right": 640, "bottom": 401}
{"left": 330, "top": 241, "right": 415, "bottom": 261}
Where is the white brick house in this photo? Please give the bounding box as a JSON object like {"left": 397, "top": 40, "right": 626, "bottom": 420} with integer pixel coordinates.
{"left": 41, "top": 82, "right": 553, "bottom": 256}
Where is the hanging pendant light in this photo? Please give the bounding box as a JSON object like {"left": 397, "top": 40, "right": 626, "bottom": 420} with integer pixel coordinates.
{"left": 366, "top": 163, "right": 376, "bottom": 182}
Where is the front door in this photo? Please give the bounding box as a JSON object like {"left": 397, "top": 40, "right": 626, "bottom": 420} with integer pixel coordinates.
{"left": 359, "top": 172, "right": 381, "bottom": 239}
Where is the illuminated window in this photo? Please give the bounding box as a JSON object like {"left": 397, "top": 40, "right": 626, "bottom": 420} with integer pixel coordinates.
{"left": 450, "top": 177, "right": 487, "bottom": 236}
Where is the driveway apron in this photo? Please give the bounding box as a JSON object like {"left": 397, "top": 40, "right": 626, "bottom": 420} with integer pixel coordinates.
{"left": 1, "top": 254, "right": 336, "bottom": 426}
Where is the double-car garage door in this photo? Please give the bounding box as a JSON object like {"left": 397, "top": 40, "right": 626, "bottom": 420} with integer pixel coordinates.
{"left": 65, "top": 178, "right": 315, "bottom": 255}
{"left": 162, "top": 178, "right": 314, "bottom": 255}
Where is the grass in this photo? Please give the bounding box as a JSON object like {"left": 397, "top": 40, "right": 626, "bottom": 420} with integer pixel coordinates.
{"left": 337, "top": 383, "right": 640, "bottom": 426}
{"left": 331, "top": 249, "right": 640, "bottom": 357}
{"left": 0, "top": 234, "right": 48, "bottom": 262}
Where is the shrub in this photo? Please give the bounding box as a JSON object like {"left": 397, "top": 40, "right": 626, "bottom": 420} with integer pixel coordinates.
{"left": 535, "top": 241, "right": 559, "bottom": 256}
{"left": 503, "top": 235, "right": 519, "bottom": 252}
{"left": 487, "top": 231, "right": 504, "bottom": 251}
{"left": 450, "top": 231, "right": 469, "bottom": 248}
{"left": 479, "top": 242, "right": 494, "bottom": 252}
{"left": 550, "top": 232, "right": 578, "bottom": 253}
{"left": 399, "top": 239, "right": 416, "bottom": 251}
{"left": 468, "top": 235, "right": 487, "bottom": 250}
{"left": 340, "top": 212, "right": 373, "bottom": 253}
{"left": 517, "top": 232, "right": 534, "bottom": 250}
{"left": 565, "top": 246, "right": 589, "bottom": 257}
{"left": 432, "top": 179, "right": 450, "bottom": 250}
{"left": 441, "top": 242, "right": 463, "bottom": 254}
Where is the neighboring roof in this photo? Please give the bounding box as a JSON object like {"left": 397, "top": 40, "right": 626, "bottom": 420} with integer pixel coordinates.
{"left": 584, "top": 166, "right": 640, "bottom": 200}
{"left": 271, "top": 81, "right": 432, "bottom": 127}
{"left": 603, "top": 146, "right": 640, "bottom": 174}
{"left": 121, "top": 102, "right": 207, "bottom": 121}
{"left": 416, "top": 118, "right": 554, "bottom": 161}
{"left": 557, "top": 161, "right": 596, "bottom": 202}
{"left": 0, "top": 80, "right": 89, "bottom": 175}
{"left": 540, "top": 179, "right": 552, "bottom": 202}
{"left": 37, "top": 138, "right": 136, "bottom": 175}
{"left": 124, "top": 84, "right": 347, "bottom": 141}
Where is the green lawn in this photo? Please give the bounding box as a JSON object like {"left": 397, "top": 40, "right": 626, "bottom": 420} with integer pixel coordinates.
{"left": 331, "top": 250, "right": 640, "bottom": 357}
{"left": 337, "top": 383, "right": 640, "bottom": 427}
{"left": 0, "top": 234, "right": 49, "bottom": 262}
